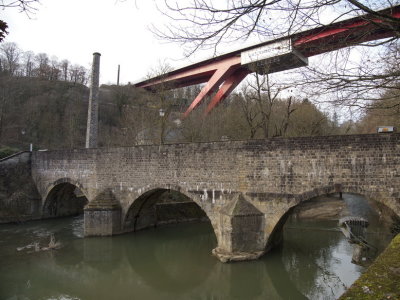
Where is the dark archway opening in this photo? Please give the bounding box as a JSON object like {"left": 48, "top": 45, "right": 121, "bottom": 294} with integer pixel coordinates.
{"left": 124, "top": 189, "right": 210, "bottom": 232}
{"left": 288, "top": 193, "right": 400, "bottom": 240}
{"left": 43, "top": 183, "right": 88, "bottom": 218}
{"left": 266, "top": 192, "right": 400, "bottom": 262}
{"left": 271, "top": 192, "right": 400, "bottom": 249}
{"left": 266, "top": 192, "right": 399, "bottom": 299}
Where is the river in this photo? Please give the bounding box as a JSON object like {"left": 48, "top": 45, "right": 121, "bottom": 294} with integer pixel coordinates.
{"left": 0, "top": 194, "right": 396, "bottom": 300}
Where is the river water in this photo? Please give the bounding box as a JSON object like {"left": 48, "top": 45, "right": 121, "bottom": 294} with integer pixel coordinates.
{"left": 0, "top": 194, "right": 395, "bottom": 300}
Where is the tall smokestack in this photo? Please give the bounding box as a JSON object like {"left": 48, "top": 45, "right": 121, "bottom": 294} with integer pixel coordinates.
{"left": 117, "top": 64, "right": 120, "bottom": 86}
{"left": 85, "top": 52, "right": 101, "bottom": 148}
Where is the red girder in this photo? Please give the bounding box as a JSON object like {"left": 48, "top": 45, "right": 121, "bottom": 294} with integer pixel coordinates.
{"left": 137, "top": 56, "right": 240, "bottom": 89}
{"left": 293, "top": 9, "right": 400, "bottom": 56}
{"left": 204, "top": 68, "right": 250, "bottom": 116}
{"left": 134, "top": 5, "right": 400, "bottom": 117}
{"left": 182, "top": 57, "right": 242, "bottom": 117}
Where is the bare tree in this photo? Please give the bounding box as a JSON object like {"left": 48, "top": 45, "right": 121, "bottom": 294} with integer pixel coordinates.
{"left": 146, "top": 62, "right": 175, "bottom": 144}
{"left": 60, "top": 59, "right": 69, "bottom": 81}
{"left": 35, "top": 52, "right": 49, "bottom": 79}
{"left": 241, "top": 72, "right": 292, "bottom": 138}
{"left": 0, "top": 42, "right": 21, "bottom": 75}
{"left": 77, "top": 66, "right": 87, "bottom": 84}
{"left": 274, "top": 96, "right": 297, "bottom": 137}
{"left": 22, "top": 50, "right": 35, "bottom": 77}
{"left": 0, "top": 42, "right": 88, "bottom": 84}
{"left": 69, "top": 64, "right": 81, "bottom": 84}
{"left": 49, "top": 56, "right": 60, "bottom": 81}
{"left": 288, "top": 99, "right": 331, "bottom": 136}
{"left": 237, "top": 92, "right": 261, "bottom": 139}
{"left": 153, "top": 1, "right": 400, "bottom": 55}
{"left": 1, "top": 0, "right": 40, "bottom": 41}
{"left": 291, "top": 42, "right": 400, "bottom": 112}
{"left": 0, "top": 0, "right": 40, "bottom": 11}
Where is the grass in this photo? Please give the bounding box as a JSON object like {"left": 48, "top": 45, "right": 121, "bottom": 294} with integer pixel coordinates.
{"left": 339, "top": 234, "right": 400, "bottom": 300}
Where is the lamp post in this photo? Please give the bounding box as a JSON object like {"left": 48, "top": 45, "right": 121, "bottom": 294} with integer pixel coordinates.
{"left": 159, "top": 108, "right": 166, "bottom": 144}
{"left": 21, "top": 129, "right": 32, "bottom": 152}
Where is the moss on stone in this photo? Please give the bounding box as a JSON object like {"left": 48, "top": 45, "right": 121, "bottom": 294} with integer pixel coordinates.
{"left": 339, "top": 234, "right": 400, "bottom": 300}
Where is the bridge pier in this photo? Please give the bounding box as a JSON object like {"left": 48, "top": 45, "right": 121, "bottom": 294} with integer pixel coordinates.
{"left": 84, "top": 189, "right": 122, "bottom": 236}
{"left": 213, "top": 194, "right": 266, "bottom": 262}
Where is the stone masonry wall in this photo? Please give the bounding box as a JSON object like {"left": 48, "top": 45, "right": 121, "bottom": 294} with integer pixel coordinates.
{"left": 0, "top": 152, "right": 41, "bottom": 222}
{"left": 31, "top": 133, "right": 400, "bottom": 258}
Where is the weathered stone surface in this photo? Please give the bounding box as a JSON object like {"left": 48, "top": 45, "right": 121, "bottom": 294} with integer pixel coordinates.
{"left": 220, "top": 194, "right": 264, "bottom": 216}
{"left": 84, "top": 209, "right": 121, "bottom": 236}
{"left": 85, "top": 188, "right": 120, "bottom": 211}
{"left": 214, "top": 194, "right": 266, "bottom": 261}
{"left": 3, "top": 133, "right": 398, "bottom": 260}
{"left": 0, "top": 152, "right": 41, "bottom": 223}
{"left": 84, "top": 189, "right": 121, "bottom": 236}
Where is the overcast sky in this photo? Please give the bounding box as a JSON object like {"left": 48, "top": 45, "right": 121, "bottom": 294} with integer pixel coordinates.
{"left": 2, "top": 0, "right": 383, "bottom": 106}
{"left": 2, "top": 0, "right": 204, "bottom": 84}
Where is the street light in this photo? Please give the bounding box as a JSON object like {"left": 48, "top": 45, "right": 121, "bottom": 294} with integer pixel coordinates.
{"left": 20, "top": 129, "right": 32, "bottom": 151}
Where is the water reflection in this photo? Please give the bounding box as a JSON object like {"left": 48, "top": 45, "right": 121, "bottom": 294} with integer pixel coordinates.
{"left": 264, "top": 249, "right": 308, "bottom": 300}
{"left": 283, "top": 219, "right": 358, "bottom": 299}
{"left": 124, "top": 225, "right": 216, "bottom": 294}
{"left": 0, "top": 194, "right": 396, "bottom": 300}
{"left": 0, "top": 220, "right": 343, "bottom": 300}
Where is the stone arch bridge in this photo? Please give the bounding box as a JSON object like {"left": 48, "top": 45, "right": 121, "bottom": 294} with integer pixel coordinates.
{"left": 17, "top": 133, "right": 400, "bottom": 261}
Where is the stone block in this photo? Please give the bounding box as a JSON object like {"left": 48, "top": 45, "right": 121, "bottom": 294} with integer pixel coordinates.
{"left": 214, "top": 193, "right": 265, "bottom": 262}
{"left": 84, "top": 189, "right": 121, "bottom": 236}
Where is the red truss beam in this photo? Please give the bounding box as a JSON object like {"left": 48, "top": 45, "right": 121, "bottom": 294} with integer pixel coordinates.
{"left": 204, "top": 68, "right": 250, "bottom": 116}
{"left": 180, "top": 56, "right": 242, "bottom": 116}
{"left": 134, "top": 5, "right": 400, "bottom": 117}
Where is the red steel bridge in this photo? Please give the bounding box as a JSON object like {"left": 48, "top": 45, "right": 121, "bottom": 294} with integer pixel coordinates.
{"left": 134, "top": 5, "right": 400, "bottom": 117}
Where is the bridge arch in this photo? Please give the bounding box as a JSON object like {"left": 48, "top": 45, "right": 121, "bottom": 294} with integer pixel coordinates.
{"left": 42, "top": 178, "right": 89, "bottom": 218}
{"left": 122, "top": 184, "right": 216, "bottom": 236}
{"left": 264, "top": 185, "right": 399, "bottom": 251}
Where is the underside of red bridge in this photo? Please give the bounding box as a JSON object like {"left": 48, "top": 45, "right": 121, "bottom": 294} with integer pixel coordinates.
{"left": 134, "top": 5, "right": 400, "bottom": 118}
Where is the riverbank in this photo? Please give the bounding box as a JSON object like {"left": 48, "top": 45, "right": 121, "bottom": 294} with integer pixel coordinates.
{"left": 339, "top": 234, "right": 400, "bottom": 300}
{"left": 291, "top": 195, "right": 346, "bottom": 220}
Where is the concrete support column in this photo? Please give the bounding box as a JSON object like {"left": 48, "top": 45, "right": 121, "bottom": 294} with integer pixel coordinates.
{"left": 84, "top": 189, "right": 121, "bottom": 236}
{"left": 212, "top": 193, "right": 266, "bottom": 262}
{"left": 85, "top": 52, "right": 101, "bottom": 148}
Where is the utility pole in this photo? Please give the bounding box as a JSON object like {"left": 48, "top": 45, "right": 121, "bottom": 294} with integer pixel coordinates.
{"left": 85, "top": 52, "right": 101, "bottom": 148}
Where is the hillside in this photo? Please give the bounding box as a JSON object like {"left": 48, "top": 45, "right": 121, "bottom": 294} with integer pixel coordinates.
{"left": 0, "top": 75, "right": 185, "bottom": 154}
{"left": 1, "top": 73, "right": 398, "bottom": 159}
